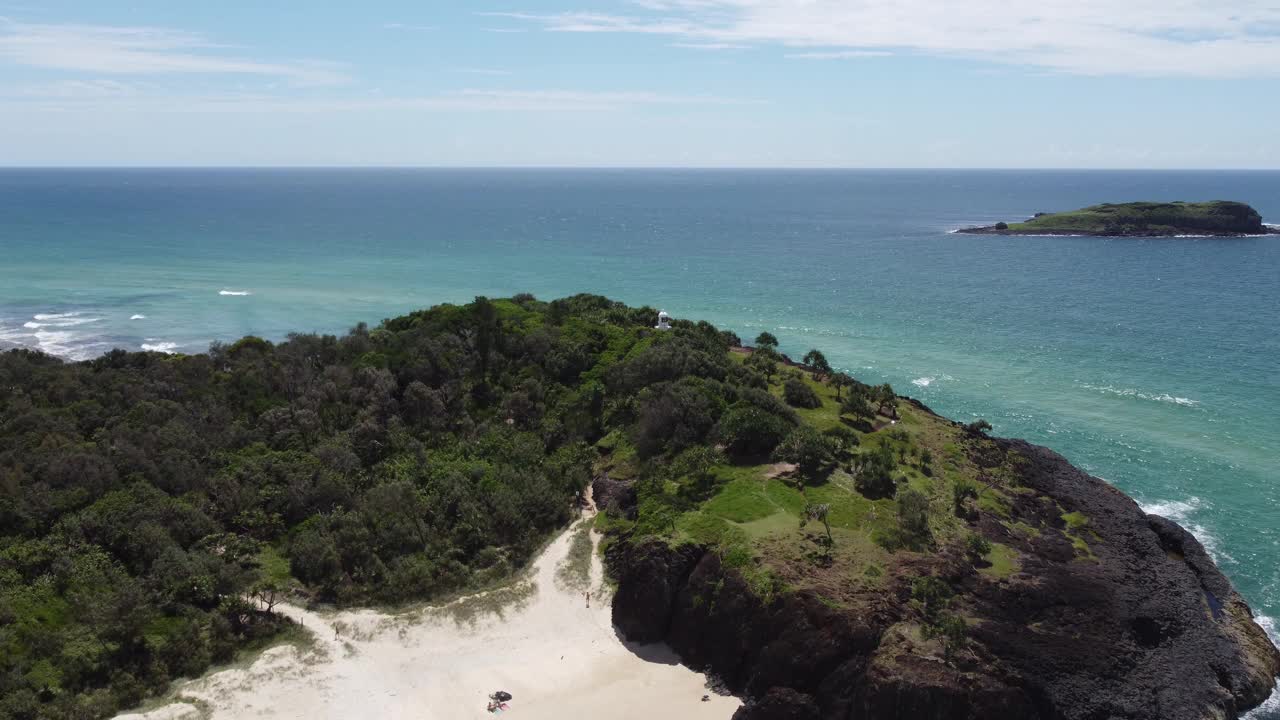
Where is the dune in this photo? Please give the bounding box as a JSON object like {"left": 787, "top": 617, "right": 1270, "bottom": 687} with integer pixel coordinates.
{"left": 117, "top": 507, "right": 740, "bottom": 720}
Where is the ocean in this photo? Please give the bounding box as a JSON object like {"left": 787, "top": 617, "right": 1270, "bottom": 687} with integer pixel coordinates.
{"left": 1, "top": 168, "right": 1277, "bottom": 715}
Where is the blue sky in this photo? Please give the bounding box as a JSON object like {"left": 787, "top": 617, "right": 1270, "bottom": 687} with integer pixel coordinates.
{"left": 2, "top": 1, "right": 1279, "bottom": 167}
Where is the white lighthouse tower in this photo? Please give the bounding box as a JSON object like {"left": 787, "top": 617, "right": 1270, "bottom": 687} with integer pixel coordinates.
{"left": 655, "top": 310, "right": 672, "bottom": 331}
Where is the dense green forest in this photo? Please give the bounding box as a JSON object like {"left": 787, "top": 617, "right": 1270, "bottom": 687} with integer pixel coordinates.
{"left": 4, "top": 293, "right": 992, "bottom": 720}
{"left": 0, "top": 294, "right": 793, "bottom": 719}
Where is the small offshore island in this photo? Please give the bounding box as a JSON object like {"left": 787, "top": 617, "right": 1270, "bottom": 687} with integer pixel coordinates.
{"left": 958, "top": 201, "right": 1280, "bottom": 237}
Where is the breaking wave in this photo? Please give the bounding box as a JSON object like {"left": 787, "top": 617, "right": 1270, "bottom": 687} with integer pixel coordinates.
{"left": 3, "top": 311, "right": 112, "bottom": 361}
{"left": 23, "top": 315, "right": 101, "bottom": 329}
{"left": 219, "top": 289, "right": 252, "bottom": 296}
{"left": 1080, "top": 383, "right": 1199, "bottom": 407}
{"left": 140, "top": 341, "right": 179, "bottom": 354}
{"left": 1138, "top": 496, "right": 1234, "bottom": 566}
{"left": 130, "top": 314, "right": 147, "bottom": 320}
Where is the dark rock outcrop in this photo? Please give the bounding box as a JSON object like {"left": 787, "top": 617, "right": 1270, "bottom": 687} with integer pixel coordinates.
{"left": 592, "top": 473, "right": 638, "bottom": 518}
{"left": 609, "top": 437, "right": 1280, "bottom": 720}
{"left": 732, "top": 687, "right": 822, "bottom": 720}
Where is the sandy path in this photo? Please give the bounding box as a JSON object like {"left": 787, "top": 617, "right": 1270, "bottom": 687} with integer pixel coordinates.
{"left": 118, "top": 509, "right": 740, "bottom": 720}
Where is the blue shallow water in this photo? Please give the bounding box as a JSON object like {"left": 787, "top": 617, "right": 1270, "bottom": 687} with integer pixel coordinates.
{"left": 1, "top": 169, "right": 1277, "bottom": 713}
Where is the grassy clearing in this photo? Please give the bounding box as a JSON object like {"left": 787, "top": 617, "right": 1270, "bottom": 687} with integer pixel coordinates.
{"left": 980, "top": 542, "right": 1020, "bottom": 579}
{"left": 256, "top": 545, "right": 294, "bottom": 587}
{"left": 556, "top": 522, "right": 594, "bottom": 592}
{"left": 642, "top": 350, "right": 1048, "bottom": 606}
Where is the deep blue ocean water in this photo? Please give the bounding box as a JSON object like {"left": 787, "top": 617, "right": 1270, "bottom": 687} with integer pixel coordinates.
{"left": 1, "top": 169, "right": 1277, "bottom": 714}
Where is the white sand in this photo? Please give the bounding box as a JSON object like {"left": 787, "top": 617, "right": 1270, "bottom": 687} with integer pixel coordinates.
{"left": 118, "top": 509, "right": 740, "bottom": 720}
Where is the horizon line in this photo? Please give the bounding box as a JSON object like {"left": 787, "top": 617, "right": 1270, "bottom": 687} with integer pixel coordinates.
{"left": 2, "top": 165, "right": 1280, "bottom": 172}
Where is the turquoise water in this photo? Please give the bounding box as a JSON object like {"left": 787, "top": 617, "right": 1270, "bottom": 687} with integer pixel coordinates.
{"left": 2, "top": 169, "right": 1278, "bottom": 712}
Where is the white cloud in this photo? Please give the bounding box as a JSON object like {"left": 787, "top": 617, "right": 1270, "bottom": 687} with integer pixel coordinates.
{"left": 0, "top": 20, "right": 349, "bottom": 85}
{"left": 786, "top": 50, "right": 891, "bottom": 60}
{"left": 493, "top": 0, "right": 1280, "bottom": 77}
{"left": 671, "top": 42, "right": 748, "bottom": 50}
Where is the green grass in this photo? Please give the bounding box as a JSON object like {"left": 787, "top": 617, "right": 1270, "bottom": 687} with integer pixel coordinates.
{"left": 977, "top": 490, "right": 1012, "bottom": 519}
{"left": 979, "top": 542, "right": 1020, "bottom": 579}
{"left": 1006, "top": 520, "right": 1042, "bottom": 540}
{"left": 256, "top": 545, "right": 295, "bottom": 586}
{"left": 595, "top": 429, "right": 640, "bottom": 481}
{"left": 700, "top": 468, "right": 803, "bottom": 523}
{"left": 1061, "top": 511, "right": 1090, "bottom": 531}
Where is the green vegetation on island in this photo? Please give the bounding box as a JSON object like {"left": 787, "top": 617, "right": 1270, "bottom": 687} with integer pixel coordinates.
{"left": 959, "top": 200, "right": 1278, "bottom": 236}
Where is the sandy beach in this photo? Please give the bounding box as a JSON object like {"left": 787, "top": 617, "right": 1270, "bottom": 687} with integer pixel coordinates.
{"left": 117, "top": 508, "right": 739, "bottom": 720}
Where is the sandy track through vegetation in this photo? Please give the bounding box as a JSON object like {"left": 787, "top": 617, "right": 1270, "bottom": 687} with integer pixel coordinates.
{"left": 117, "top": 511, "right": 738, "bottom": 720}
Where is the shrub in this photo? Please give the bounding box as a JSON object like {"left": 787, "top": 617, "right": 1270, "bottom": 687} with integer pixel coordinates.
{"left": 854, "top": 444, "right": 897, "bottom": 499}
{"left": 964, "top": 419, "right": 993, "bottom": 436}
{"left": 783, "top": 378, "right": 822, "bottom": 409}
{"left": 897, "top": 489, "right": 933, "bottom": 550}
{"left": 952, "top": 478, "right": 979, "bottom": 517}
{"left": 911, "top": 575, "right": 954, "bottom": 621}
{"left": 964, "top": 533, "right": 992, "bottom": 561}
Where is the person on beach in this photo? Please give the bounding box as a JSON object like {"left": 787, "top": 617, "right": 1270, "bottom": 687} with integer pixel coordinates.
{"left": 586, "top": 591, "right": 590, "bottom": 608}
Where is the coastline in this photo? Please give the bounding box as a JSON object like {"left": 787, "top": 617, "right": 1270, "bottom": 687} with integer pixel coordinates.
{"left": 116, "top": 512, "right": 739, "bottom": 720}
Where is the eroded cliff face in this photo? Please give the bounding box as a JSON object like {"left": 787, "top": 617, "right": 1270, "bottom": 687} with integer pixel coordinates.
{"left": 604, "top": 438, "right": 1280, "bottom": 720}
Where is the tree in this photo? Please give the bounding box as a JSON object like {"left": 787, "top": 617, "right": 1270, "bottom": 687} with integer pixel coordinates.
{"left": 873, "top": 384, "right": 898, "bottom": 418}
{"left": 802, "top": 349, "right": 832, "bottom": 378}
{"left": 783, "top": 377, "right": 822, "bottom": 409}
{"left": 896, "top": 488, "right": 933, "bottom": 550}
{"left": 714, "top": 405, "right": 792, "bottom": 458}
{"left": 472, "top": 295, "right": 499, "bottom": 382}
{"left": 773, "top": 426, "right": 836, "bottom": 484}
{"left": 840, "top": 382, "right": 875, "bottom": 423}
{"left": 830, "top": 372, "right": 854, "bottom": 401}
{"left": 854, "top": 443, "right": 897, "bottom": 499}
{"left": 755, "top": 332, "right": 779, "bottom": 349}
{"left": 745, "top": 346, "right": 779, "bottom": 384}
{"left": 251, "top": 579, "right": 284, "bottom": 613}
{"left": 801, "top": 503, "right": 833, "bottom": 546}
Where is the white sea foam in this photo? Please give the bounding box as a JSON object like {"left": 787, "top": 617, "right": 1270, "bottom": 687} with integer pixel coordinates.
{"left": 1138, "top": 496, "right": 1235, "bottom": 565}
{"left": 1139, "top": 496, "right": 1203, "bottom": 520}
{"left": 1244, "top": 615, "right": 1280, "bottom": 719}
{"left": 141, "top": 341, "right": 179, "bottom": 354}
{"left": 912, "top": 376, "right": 935, "bottom": 387}
{"left": 219, "top": 289, "right": 252, "bottom": 296}
{"left": 1081, "top": 383, "right": 1199, "bottom": 407}
{"left": 24, "top": 316, "right": 101, "bottom": 329}
{"left": 130, "top": 314, "right": 147, "bottom": 320}
{"left": 32, "top": 312, "right": 78, "bottom": 321}
{"left": 34, "top": 329, "right": 79, "bottom": 357}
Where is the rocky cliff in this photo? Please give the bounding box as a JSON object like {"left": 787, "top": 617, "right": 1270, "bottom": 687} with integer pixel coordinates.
{"left": 604, "top": 437, "right": 1280, "bottom": 720}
